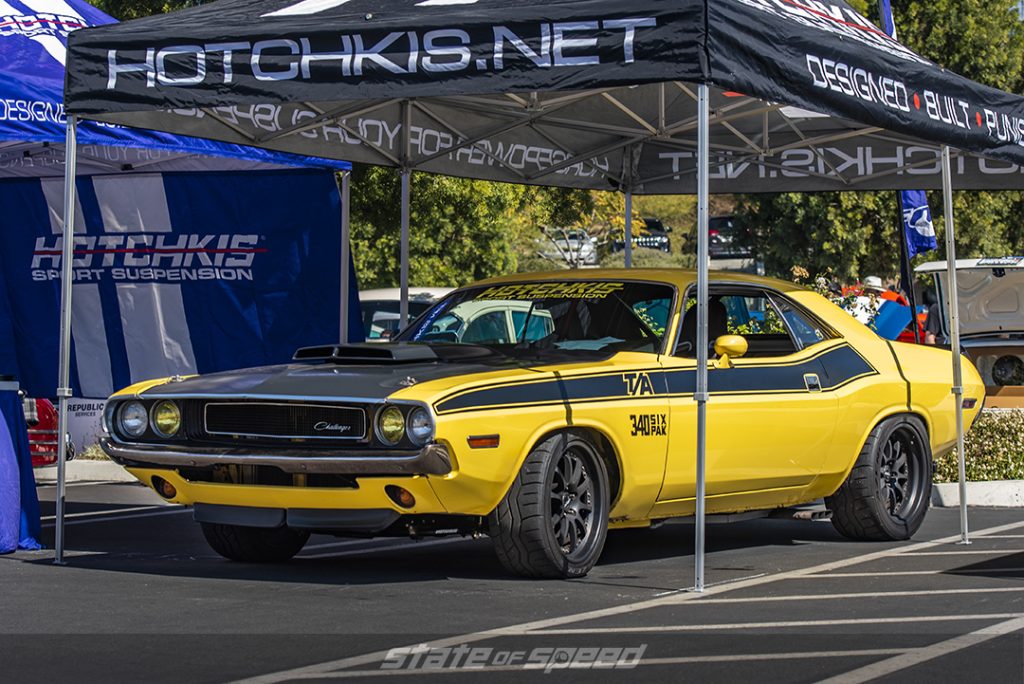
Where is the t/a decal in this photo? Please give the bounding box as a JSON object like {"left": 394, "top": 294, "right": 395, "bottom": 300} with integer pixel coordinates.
{"left": 630, "top": 413, "right": 666, "bottom": 437}
{"left": 622, "top": 371, "right": 656, "bottom": 397}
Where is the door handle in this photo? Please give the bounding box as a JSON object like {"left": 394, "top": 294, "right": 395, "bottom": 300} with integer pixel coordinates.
{"left": 803, "top": 373, "right": 822, "bottom": 392}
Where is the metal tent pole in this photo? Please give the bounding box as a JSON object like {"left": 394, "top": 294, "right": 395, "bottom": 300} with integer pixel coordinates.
{"left": 941, "top": 146, "right": 969, "bottom": 545}
{"left": 624, "top": 189, "right": 633, "bottom": 268}
{"left": 399, "top": 101, "right": 411, "bottom": 328}
{"left": 55, "top": 114, "right": 79, "bottom": 566}
{"left": 399, "top": 169, "right": 410, "bottom": 328}
{"left": 340, "top": 170, "right": 351, "bottom": 342}
{"left": 694, "top": 83, "right": 711, "bottom": 592}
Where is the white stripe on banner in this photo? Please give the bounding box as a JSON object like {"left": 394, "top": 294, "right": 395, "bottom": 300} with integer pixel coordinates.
{"left": 18, "top": 0, "right": 84, "bottom": 19}
{"left": 116, "top": 283, "right": 198, "bottom": 382}
{"left": 263, "top": 0, "right": 351, "bottom": 17}
{"left": 93, "top": 174, "right": 172, "bottom": 233}
{"left": 70, "top": 284, "right": 114, "bottom": 398}
{"left": 39, "top": 177, "right": 86, "bottom": 235}
{"left": 0, "top": 2, "right": 20, "bottom": 15}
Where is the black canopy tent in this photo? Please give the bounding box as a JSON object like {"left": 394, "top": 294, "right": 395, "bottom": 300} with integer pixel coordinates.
{"left": 61, "top": 0, "right": 1024, "bottom": 582}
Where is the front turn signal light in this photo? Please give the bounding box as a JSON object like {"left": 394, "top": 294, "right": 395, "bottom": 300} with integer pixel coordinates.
{"left": 467, "top": 435, "right": 500, "bottom": 449}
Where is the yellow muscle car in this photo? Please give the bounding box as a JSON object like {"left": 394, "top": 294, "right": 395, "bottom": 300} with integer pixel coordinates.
{"left": 101, "top": 270, "right": 984, "bottom": 578}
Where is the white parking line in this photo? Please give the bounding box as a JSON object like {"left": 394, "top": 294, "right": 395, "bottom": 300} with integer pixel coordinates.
{"left": 35, "top": 480, "right": 128, "bottom": 488}
{"left": 902, "top": 550, "right": 1016, "bottom": 556}
{"left": 528, "top": 613, "right": 1024, "bottom": 634}
{"left": 807, "top": 569, "right": 1024, "bottom": 578}
{"left": 816, "top": 616, "right": 1024, "bottom": 684}
{"left": 977, "top": 534, "right": 1024, "bottom": 539}
{"left": 41, "top": 504, "right": 176, "bottom": 521}
{"left": 293, "top": 649, "right": 909, "bottom": 679}
{"left": 300, "top": 538, "right": 471, "bottom": 560}
{"left": 302, "top": 539, "right": 387, "bottom": 552}
{"left": 230, "top": 519, "right": 1024, "bottom": 684}
{"left": 43, "top": 507, "right": 188, "bottom": 527}
{"left": 691, "top": 587, "right": 1024, "bottom": 604}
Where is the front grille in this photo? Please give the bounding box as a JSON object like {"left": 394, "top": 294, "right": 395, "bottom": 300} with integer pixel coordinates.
{"left": 204, "top": 402, "right": 367, "bottom": 441}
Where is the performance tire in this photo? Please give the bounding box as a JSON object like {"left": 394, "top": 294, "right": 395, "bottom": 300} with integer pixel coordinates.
{"left": 489, "top": 432, "right": 610, "bottom": 579}
{"left": 826, "top": 415, "right": 932, "bottom": 541}
{"left": 200, "top": 522, "right": 310, "bottom": 563}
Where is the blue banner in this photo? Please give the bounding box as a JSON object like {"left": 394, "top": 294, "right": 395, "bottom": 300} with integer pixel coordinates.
{"left": 0, "top": 169, "right": 361, "bottom": 398}
{"left": 901, "top": 189, "right": 938, "bottom": 258}
{"left": 0, "top": 0, "right": 346, "bottom": 171}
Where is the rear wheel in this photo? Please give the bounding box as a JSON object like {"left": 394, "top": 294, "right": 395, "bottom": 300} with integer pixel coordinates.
{"left": 826, "top": 415, "right": 932, "bottom": 541}
{"left": 489, "top": 432, "right": 610, "bottom": 578}
{"left": 200, "top": 522, "right": 309, "bottom": 562}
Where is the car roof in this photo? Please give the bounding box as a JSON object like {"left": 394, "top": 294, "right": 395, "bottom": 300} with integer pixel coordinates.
{"left": 471, "top": 268, "right": 803, "bottom": 293}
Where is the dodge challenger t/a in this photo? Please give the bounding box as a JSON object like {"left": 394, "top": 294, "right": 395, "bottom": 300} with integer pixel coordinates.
{"left": 101, "top": 270, "right": 984, "bottom": 578}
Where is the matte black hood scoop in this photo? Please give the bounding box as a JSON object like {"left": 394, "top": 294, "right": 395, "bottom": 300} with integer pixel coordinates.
{"left": 293, "top": 343, "right": 439, "bottom": 364}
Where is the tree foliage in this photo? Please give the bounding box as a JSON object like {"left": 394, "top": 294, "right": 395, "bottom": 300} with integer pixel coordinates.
{"left": 349, "top": 165, "right": 610, "bottom": 287}
{"left": 91, "top": 0, "right": 193, "bottom": 21}
{"left": 734, "top": 0, "right": 1024, "bottom": 282}
{"left": 349, "top": 166, "right": 526, "bottom": 288}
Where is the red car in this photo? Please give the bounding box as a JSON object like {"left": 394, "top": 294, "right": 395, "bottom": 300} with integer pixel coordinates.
{"left": 23, "top": 397, "right": 58, "bottom": 467}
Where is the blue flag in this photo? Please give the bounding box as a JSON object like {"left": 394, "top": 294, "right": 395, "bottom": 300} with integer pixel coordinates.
{"left": 901, "top": 189, "right": 938, "bottom": 258}
{"left": 878, "top": 0, "right": 896, "bottom": 38}
{"left": 877, "top": 3, "right": 936, "bottom": 260}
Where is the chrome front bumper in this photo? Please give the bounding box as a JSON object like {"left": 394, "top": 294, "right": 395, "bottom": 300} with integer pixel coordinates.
{"left": 99, "top": 438, "right": 453, "bottom": 476}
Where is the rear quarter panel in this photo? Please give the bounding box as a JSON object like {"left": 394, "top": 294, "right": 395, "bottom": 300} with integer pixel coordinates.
{"left": 891, "top": 342, "right": 985, "bottom": 456}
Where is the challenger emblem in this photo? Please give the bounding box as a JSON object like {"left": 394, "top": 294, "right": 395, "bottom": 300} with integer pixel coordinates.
{"left": 313, "top": 422, "right": 352, "bottom": 433}
{"left": 399, "top": 376, "right": 418, "bottom": 387}
{"left": 622, "top": 372, "right": 656, "bottom": 397}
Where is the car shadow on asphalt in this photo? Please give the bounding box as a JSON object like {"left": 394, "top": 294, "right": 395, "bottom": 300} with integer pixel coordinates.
{"left": 947, "top": 551, "right": 1024, "bottom": 579}
{"left": 16, "top": 517, "right": 848, "bottom": 586}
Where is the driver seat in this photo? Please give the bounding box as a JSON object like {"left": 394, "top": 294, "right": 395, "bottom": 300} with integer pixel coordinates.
{"left": 677, "top": 298, "right": 728, "bottom": 357}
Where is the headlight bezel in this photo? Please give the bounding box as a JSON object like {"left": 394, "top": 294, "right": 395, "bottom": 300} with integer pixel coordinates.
{"left": 117, "top": 401, "right": 148, "bottom": 438}
{"left": 406, "top": 406, "right": 435, "bottom": 446}
{"left": 150, "top": 400, "right": 182, "bottom": 438}
{"left": 376, "top": 405, "right": 406, "bottom": 446}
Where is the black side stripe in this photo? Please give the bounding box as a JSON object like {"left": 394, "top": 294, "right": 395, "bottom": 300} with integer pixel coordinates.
{"left": 434, "top": 343, "right": 876, "bottom": 415}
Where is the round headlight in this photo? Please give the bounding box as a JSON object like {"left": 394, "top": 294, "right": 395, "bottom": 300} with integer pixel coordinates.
{"left": 406, "top": 407, "right": 434, "bottom": 446}
{"left": 377, "top": 406, "right": 405, "bottom": 445}
{"left": 118, "top": 401, "right": 148, "bottom": 438}
{"left": 151, "top": 400, "right": 181, "bottom": 437}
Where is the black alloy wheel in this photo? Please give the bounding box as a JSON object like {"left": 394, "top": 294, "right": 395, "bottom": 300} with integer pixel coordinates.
{"left": 550, "top": 446, "right": 596, "bottom": 557}
{"left": 490, "top": 431, "right": 610, "bottom": 578}
{"left": 827, "top": 415, "right": 932, "bottom": 541}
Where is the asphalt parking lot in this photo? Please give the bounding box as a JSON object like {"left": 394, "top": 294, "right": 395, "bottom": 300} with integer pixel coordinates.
{"left": 2, "top": 482, "right": 1022, "bottom": 684}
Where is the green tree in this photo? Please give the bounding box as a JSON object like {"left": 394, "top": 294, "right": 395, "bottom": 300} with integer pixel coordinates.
{"left": 734, "top": 0, "right": 1024, "bottom": 282}
{"left": 349, "top": 166, "right": 531, "bottom": 288}
{"left": 92, "top": 0, "right": 194, "bottom": 20}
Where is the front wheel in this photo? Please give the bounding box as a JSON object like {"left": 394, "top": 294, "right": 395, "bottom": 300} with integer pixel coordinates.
{"left": 826, "top": 415, "right": 932, "bottom": 541}
{"left": 200, "top": 522, "right": 309, "bottom": 562}
{"left": 489, "top": 432, "right": 610, "bottom": 578}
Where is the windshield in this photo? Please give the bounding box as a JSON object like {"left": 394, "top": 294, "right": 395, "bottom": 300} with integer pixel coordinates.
{"left": 396, "top": 280, "right": 675, "bottom": 356}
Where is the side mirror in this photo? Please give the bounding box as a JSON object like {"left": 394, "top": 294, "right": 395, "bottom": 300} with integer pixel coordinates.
{"left": 713, "top": 335, "right": 748, "bottom": 369}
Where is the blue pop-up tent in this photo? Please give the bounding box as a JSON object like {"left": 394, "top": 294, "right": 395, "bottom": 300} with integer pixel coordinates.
{"left": 0, "top": 0, "right": 359, "bottom": 556}
{"left": 0, "top": 0, "right": 349, "bottom": 171}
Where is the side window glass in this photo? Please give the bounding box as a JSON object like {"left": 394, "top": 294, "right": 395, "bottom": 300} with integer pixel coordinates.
{"left": 771, "top": 295, "right": 828, "bottom": 349}
{"left": 678, "top": 290, "right": 809, "bottom": 359}
{"left": 462, "top": 311, "right": 511, "bottom": 344}
{"left": 633, "top": 298, "right": 672, "bottom": 338}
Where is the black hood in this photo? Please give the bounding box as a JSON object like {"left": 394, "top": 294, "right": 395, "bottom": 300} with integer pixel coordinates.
{"left": 135, "top": 344, "right": 604, "bottom": 402}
